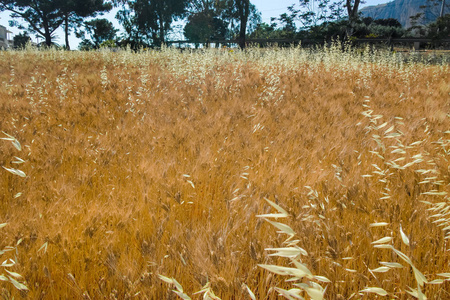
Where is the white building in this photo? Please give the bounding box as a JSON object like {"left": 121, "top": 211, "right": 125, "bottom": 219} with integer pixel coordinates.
{"left": 0, "top": 25, "right": 13, "bottom": 48}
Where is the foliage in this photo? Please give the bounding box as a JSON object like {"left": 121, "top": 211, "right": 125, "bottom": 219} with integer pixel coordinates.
{"left": 249, "top": 22, "right": 285, "bottom": 39}
{"left": 352, "top": 18, "right": 406, "bottom": 38}
{"left": 59, "top": 0, "right": 112, "bottom": 50}
{"left": 0, "top": 0, "right": 111, "bottom": 47}
{"left": 411, "top": 0, "right": 450, "bottom": 26}
{"left": 283, "top": 0, "right": 345, "bottom": 30}
{"left": 78, "top": 38, "right": 95, "bottom": 50}
{"left": 184, "top": 11, "right": 227, "bottom": 44}
{"left": 12, "top": 31, "right": 30, "bottom": 49}
{"left": 84, "top": 18, "right": 118, "bottom": 48}
{"left": 184, "top": 0, "right": 260, "bottom": 47}
{"left": 428, "top": 14, "right": 450, "bottom": 40}
{"left": 116, "top": 0, "right": 189, "bottom": 47}
{"left": 99, "top": 39, "right": 117, "bottom": 48}
{"left": 0, "top": 0, "right": 64, "bottom": 46}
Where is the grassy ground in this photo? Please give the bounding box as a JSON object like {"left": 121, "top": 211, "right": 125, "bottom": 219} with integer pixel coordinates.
{"left": 0, "top": 46, "right": 449, "bottom": 299}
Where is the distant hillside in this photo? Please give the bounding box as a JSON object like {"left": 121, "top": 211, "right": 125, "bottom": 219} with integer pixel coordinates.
{"left": 360, "top": 0, "right": 450, "bottom": 27}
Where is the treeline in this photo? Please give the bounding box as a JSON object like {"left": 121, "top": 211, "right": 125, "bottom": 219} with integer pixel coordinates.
{"left": 1, "top": 0, "right": 449, "bottom": 50}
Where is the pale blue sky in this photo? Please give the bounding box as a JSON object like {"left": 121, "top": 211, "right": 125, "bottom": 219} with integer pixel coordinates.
{"left": 0, "top": 0, "right": 389, "bottom": 48}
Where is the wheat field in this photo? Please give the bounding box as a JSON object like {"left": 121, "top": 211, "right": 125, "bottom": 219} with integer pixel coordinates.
{"left": 0, "top": 46, "right": 449, "bottom": 299}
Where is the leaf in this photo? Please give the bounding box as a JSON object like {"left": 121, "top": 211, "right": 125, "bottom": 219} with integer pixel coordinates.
{"left": 291, "top": 259, "right": 313, "bottom": 277}
{"left": 370, "top": 267, "right": 391, "bottom": 273}
{"left": 428, "top": 279, "right": 444, "bottom": 284}
{"left": 359, "top": 287, "right": 388, "bottom": 296}
{"left": 5, "top": 269, "right": 23, "bottom": 279}
{"left": 265, "top": 247, "right": 307, "bottom": 258}
{"left": 392, "top": 248, "right": 413, "bottom": 266}
{"left": 304, "top": 286, "right": 324, "bottom": 300}
{"left": 1, "top": 132, "right": 21, "bottom": 151}
{"left": 264, "top": 198, "right": 289, "bottom": 216}
{"left": 0, "top": 275, "right": 8, "bottom": 281}
{"left": 400, "top": 224, "right": 410, "bottom": 246}
{"left": 12, "top": 156, "right": 25, "bottom": 164}
{"left": 172, "top": 290, "right": 191, "bottom": 300}
{"left": 258, "top": 264, "right": 309, "bottom": 278}
{"left": 38, "top": 242, "right": 48, "bottom": 254}
{"left": 369, "top": 222, "right": 389, "bottom": 227}
{"left": 1, "top": 259, "right": 15, "bottom": 267}
{"left": 172, "top": 278, "right": 183, "bottom": 293}
{"left": 371, "top": 237, "right": 393, "bottom": 244}
{"left": 274, "top": 287, "right": 304, "bottom": 300}
{"left": 186, "top": 180, "right": 195, "bottom": 189}
{"left": 244, "top": 284, "right": 256, "bottom": 300}
{"left": 2, "top": 167, "right": 26, "bottom": 178}
{"left": 405, "top": 286, "right": 427, "bottom": 299}
{"left": 314, "top": 275, "right": 331, "bottom": 283}
{"left": 158, "top": 274, "right": 173, "bottom": 284}
{"left": 264, "top": 219, "right": 296, "bottom": 236}
{"left": 380, "top": 262, "right": 403, "bottom": 268}
{"left": 384, "top": 125, "right": 394, "bottom": 134}
{"left": 12, "top": 139, "right": 21, "bottom": 151}
{"left": 256, "top": 213, "right": 289, "bottom": 218}
{"left": 0, "top": 131, "right": 15, "bottom": 141}
{"left": 373, "top": 244, "right": 393, "bottom": 249}
{"left": 7, "top": 276, "right": 28, "bottom": 291}
{"left": 412, "top": 266, "right": 428, "bottom": 287}
{"left": 0, "top": 223, "right": 7, "bottom": 229}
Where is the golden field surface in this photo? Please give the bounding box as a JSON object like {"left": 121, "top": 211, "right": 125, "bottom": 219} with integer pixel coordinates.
{"left": 0, "top": 47, "right": 449, "bottom": 299}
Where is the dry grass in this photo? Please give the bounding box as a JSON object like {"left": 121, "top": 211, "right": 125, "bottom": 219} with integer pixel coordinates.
{"left": 0, "top": 46, "right": 449, "bottom": 299}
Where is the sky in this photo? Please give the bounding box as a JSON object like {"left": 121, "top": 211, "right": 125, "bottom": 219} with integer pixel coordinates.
{"left": 0, "top": 0, "right": 390, "bottom": 49}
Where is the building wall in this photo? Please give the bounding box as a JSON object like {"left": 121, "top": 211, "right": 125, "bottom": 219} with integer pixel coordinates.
{"left": 0, "top": 25, "right": 13, "bottom": 48}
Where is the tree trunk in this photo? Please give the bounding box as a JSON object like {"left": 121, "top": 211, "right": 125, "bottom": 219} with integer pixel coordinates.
{"left": 43, "top": 26, "right": 52, "bottom": 47}
{"left": 237, "top": 0, "right": 249, "bottom": 49}
{"left": 64, "top": 14, "right": 70, "bottom": 50}
{"left": 42, "top": 15, "right": 52, "bottom": 47}
{"left": 345, "top": 0, "right": 361, "bottom": 37}
{"left": 159, "top": 17, "right": 165, "bottom": 46}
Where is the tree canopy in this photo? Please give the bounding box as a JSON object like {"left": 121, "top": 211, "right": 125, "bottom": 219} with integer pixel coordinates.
{"left": 116, "top": 0, "right": 190, "bottom": 47}
{"left": 82, "top": 18, "right": 118, "bottom": 48}
{"left": 184, "top": 11, "right": 227, "bottom": 45}
{"left": 3, "top": 0, "right": 437, "bottom": 49}
{"left": 0, "top": 0, "right": 111, "bottom": 47}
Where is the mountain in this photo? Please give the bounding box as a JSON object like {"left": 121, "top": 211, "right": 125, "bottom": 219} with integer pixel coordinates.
{"left": 360, "top": 0, "right": 450, "bottom": 27}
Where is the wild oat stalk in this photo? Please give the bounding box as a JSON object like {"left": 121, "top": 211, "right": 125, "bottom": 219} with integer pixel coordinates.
{"left": 257, "top": 198, "right": 330, "bottom": 300}
{"left": 1, "top": 133, "right": 28, "bottom": 292}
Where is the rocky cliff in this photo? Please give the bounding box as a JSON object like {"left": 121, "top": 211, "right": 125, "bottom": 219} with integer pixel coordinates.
{"left": 360, "top": 0, "right": 449, "bottom": 27}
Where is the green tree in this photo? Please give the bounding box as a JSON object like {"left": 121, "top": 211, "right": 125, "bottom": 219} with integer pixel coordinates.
{"left": 344, "top": 0, "right": 361, "bottom": 37}
{"left": 428, "top": 14, "right": 450, "bottom": 42}
{"left": 235, "top": 0, "right": 249, "bottom": 48}
{"left": 249, "top": 22, "right": 278, "bottom": 39}
{"left": 187, "top": 0, "right": 260, "bottom": 45}
{"left": 13, "top": 31, "right": 31, "bottom": 48}
{"left": 116, "top": 0, "right": 189, "bottom": 47}
{"left": 60, "top": 0, "right": 112, "bottom": 50}
{"left": 78, "top": 38, "right": 95, "bottom": 50}
{"left": 184, "top": 11, "right": 227, "bottom": 45}
{"left": 0, "top": 0, "right": 111, "bottom": 48}
{"left": 84, "top": 18, "right": 118, "bottom": 47}
{"left": 287, "top": 0, "right": 345, "bottom": 29}
{"left": 0, "top": 0, "right": 64, "bottom": 46}
{"left": 409, "top": 0, "right": 449, "bottom": 31}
